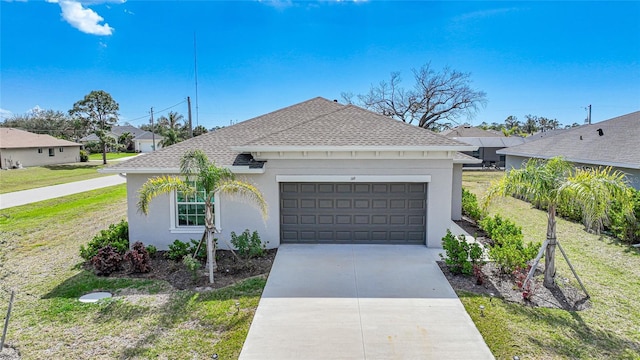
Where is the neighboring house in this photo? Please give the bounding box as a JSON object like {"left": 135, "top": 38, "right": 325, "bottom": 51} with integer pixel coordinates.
{"left": 442, "top": 125, "right": 525, "bottom": 167}
{"left": 0, "top": 127, "right": 81, "bottom": 168}
{"left": 103, "top": 97, "right": 480, "bottom": 250}
{"left": 498, "top": 110, "right": 640, "bottom": 189}
{"left": 80, "top": 125, "right": 163, "bottom": 153}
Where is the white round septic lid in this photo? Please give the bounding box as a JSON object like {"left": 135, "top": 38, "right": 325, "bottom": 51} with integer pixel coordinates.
{"left": 79, "top": 292, "right": 113, "bottom": 303}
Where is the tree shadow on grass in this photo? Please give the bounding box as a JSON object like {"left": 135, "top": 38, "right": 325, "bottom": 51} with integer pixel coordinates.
{"left": 118, "top": 277, "right": 267, "bottom": 359}
{"left": 41, "top": 270, "right": 165, "bottom": 300}
{"left": 504, "top": 300, "right": 640, "bottom": 358}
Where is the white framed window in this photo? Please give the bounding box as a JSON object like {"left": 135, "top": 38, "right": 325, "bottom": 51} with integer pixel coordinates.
{"left": 169, "top": 182, "right": 222, "bottom": 234}
{"left": 48, "top": 148, "right": 55, "bottom": 157}
{"left": 59, "top": 147, "right": 64, "bottom": 152}
{"left": 176, "top": 183, "right": 207, "bottom": 227}
{"left": 38, "top": 148, "right": 43, "bottom": 154}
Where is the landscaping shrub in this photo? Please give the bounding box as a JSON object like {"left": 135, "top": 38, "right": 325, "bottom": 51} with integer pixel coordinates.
{"left": 166, "top": 239, "right": 190, "bottom": 261}
{"left": 189, "top": 238, "right": 207, "bottom": 261}
{"left": 440, "top": 230, "right": 483, "bottom": 275}
{"left": 124, "top": 241, "right": 151, "bottom": 273}
{"left": 91, "top": 245, "right": 123, "bottom": 276}
{"left": 145, "top": 244, "right": 157, "bottom": 258}
{"left": 230, "top": 229, "right": 267, "bottom": 258}
{"left": 182, "top": 255, "right": 202, "bottom": 282}
{"left": 608, "top": 189, "right": 640, "bottom": 244}
{"left": 84, "top": 141, "right": 102, "bottom": 154}
{"left": 480, "top": 214, "right": 540, "bottom": 273}
{"left": 80, "top": 220, "right": 129, "bottom": 260}
{"left": 479, "top": 214, "right": 522, "bottom": 246}
{"left": 79, "top": 149, "right": 89, "bottom": 162}
{"left": 462, "top": 187, "right": 483, "bottom": 221}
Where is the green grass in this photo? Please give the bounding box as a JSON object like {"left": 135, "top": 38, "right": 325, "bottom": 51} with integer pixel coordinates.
{"left": 88, "top": 152, "right": 138, "bottom": 161}
{"left": 0, "top": 163, "right": 109, "bottom": 193}
{"left": 0, "top": 185, "right": 265, "bottom": 359}
{"left": 461, "top": 171, "right": 640, "bottom": 359}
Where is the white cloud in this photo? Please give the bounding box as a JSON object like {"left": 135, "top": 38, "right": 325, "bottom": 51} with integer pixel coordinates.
{"left": 47, "top": 0, "right": 120, "bottom": 36}
{"left": 28, "top": 105, "right": 43, "bottom": 114}
{"left": 0, "top": 108, "right": 13, "bottom": 121}
{"left": 454, "top": 8, "right": 519, "bottom": 22}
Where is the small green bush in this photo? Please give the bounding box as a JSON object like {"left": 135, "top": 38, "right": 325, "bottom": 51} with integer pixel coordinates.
{"left": 462, "top": 187, "right": 484, "bottom": 221}
{"left": 479, "top": 214, "right": 522, "bottom": 246}
{"left": 166, "top": 239, "right": 190, "bottom": 261}
{"left": 182, "top": 255, "right": 202, "bottom": 282}
{"left": 608, "top": 189, "right": 640, "bottom": 244}
{"left": 488, "top": 238, "right": 539, "bottom": 273}
{"left": 440, "top": 230, "right": 483, "bottom": 275}
{"left": 79, "top": 149, "right": 89, "bottom": 162}
{"left": 189, "top": 238, "right": 208, "bottom": 261}
{"left": 80, "top": 220, "right": 129, "bottom": 260}
{"left": 480, "top": 214, "right": 540, "bottom": 273}
{"left": 230, "top": 230, "right": 266, "bottom": 258}
{"left": 145, "top": 244, "right": 157, "bottom": 258}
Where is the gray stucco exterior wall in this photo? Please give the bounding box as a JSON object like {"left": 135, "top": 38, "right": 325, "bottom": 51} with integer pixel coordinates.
{"left": 1, "top": 146, "right": 80, "bottom": 168}
{"left": 127, "top": 158, "right": 458, "bottom": 250}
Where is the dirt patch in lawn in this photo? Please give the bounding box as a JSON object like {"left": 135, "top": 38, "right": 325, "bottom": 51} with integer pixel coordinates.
{"left": 97, "top": 249, "right": 277, "bottom": 290}
{"left": 444, "top": 218, "right": 591, "bottom": 311}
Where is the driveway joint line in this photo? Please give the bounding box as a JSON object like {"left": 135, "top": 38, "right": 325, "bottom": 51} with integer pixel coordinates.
{"left": 351, "top": 245, "right": 368, "bottom": 359}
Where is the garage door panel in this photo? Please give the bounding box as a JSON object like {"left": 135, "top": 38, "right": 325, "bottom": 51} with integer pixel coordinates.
{"left": 280, "top": 182, "right": 426, "bottom": 244}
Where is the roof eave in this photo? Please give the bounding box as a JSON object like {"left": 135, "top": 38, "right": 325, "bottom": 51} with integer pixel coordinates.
{"left": 500, "top": 152, "right": 640, "bottom": 170}
{"left": 232, "top": 145, "right": 479, "bottom": 152}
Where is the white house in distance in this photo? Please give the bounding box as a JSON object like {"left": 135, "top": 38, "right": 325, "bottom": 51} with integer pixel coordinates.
{"left": 498, "top": 110, "right": 640, "bottom": 189}
{"left": 0, "top": 127, "right": 82, "bottom": 169}
{"left": 102, "top": 97, "right": 480, "bottom": 250}
{"left": 80, "top": 125, "right": 163, "bottom": 153}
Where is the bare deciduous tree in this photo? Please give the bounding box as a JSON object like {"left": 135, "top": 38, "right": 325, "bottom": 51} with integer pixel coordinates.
{"left": 342, "top": 63, "right": 487, "bottom": 130}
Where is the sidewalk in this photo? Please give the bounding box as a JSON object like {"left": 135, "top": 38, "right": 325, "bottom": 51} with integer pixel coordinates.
{"left": 0, "top": 175, "right": 126, "bottom": 210}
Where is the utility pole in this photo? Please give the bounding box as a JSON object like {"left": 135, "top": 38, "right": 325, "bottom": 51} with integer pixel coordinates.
{"left": 150, "top": 107, "right": 155, "bottom": 151}
{"left": 187, "top": 96, "right": 193, "bottom": 138}
{"left": 587, "top": 104, "right": 592, "bottom": 124}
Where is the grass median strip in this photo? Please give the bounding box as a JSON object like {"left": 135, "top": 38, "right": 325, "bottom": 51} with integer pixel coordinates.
{"left": 461, "top": 171, "right": 640, "bottom": 359}
{"left": 0, "top": 184, "right": 265, "bottom": 359}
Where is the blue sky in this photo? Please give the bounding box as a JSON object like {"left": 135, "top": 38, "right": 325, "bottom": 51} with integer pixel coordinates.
{"left": 1, "top": 1, "right": 639, "bottom": 130}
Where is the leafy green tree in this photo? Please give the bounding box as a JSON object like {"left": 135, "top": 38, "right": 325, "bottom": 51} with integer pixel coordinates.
{"left": 159, "top": 128, "right": 180, "bottom": 147}
{"left": 137, "top": 150, "right": 268, "bottom": 283}
{"left": 523, "top": 115, "right": 539, "bottom": 134}
{"left": 118, "top": 132, "right": 134, "bottom": 152}
{"left": 484, "top": 157, "right": 634, "bottom": 287}
{"left": 1, "top": 109, "right": 86, "bottom": 140}
{"left": 192, "top": 125, "right": 208, "bottom": 137}
{"left": 69, "top": 90, "right": 119, "bottom": 164}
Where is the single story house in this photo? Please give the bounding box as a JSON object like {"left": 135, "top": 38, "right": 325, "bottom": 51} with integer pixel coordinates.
{"left": 80, "top": 125, "right": 163, "bottom": 153}
{"left": 102, "top": 97, "right": 480, "bottom": 249}
{"left": 0, "top": 127, "right": 82, "bottom": 168}
{"left": 498, "top": 110, "right": 640, "bottom": 189}
{"left": 441, "top": 125, "right": 525, "bottom": 167}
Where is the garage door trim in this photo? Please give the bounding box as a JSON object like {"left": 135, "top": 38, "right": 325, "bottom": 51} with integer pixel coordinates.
{"left": 276, "top": 175, "right": 431, "bottom": 183}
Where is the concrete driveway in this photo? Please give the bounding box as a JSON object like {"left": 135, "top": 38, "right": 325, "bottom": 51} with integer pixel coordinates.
{"left": 239, "top": 244, "right": 494, "bottom": 359}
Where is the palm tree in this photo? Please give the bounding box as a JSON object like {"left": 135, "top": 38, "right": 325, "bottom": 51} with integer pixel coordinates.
{"left": 157, "top": 111, "right": 184, "bottom": 131}
{"left": 159, "top": 128, "right": 179, "bottom": 147}
{"left": 484, "top": 157, "right": 634, "bottom": 288}
{"left": 137, "top": 150, "right": 268, "bottom": 283}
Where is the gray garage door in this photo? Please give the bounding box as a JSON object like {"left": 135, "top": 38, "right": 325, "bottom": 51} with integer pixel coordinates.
{"left": 280, "top": 182, "right": 427, "bottom": 244}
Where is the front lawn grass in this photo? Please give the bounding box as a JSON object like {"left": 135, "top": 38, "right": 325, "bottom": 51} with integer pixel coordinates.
{"left": 0, "top": 163, "right": 108, "bottom": 193}
{"left": 461, "top": 171, "right": 640, "bottom": 359}
{"left": 0, "top": 185, "right": 265, "bottom": 359}
{"left": 88, "top": 152, "right": 138, "bottom": 161}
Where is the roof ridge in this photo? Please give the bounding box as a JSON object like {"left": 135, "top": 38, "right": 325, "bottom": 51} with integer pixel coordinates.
{"left": 241, "top": 103, "right": 346, "bottom": 146}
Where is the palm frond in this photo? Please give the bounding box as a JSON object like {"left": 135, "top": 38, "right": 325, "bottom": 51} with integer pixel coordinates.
{"left": 179, "top": 149, "right": 210, "bottom": 183}
{"left": 137, "top": 176, "right": 193, "bottom": 215}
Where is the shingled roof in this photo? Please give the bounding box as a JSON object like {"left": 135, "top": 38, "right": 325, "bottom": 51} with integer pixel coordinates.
{"left": 0, "top": 128, "right": 81, "bottom": 149}
{"left": 498, "top": 110, "right": 640, "bottom": 169}
{"left": 104, "top": 97, "right": 475, "bottom": 173}
{"left": 441, "top": 125, "right": 504, "bottom": 138}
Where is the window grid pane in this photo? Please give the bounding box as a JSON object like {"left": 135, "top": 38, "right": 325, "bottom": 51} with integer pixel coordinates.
{"left": 176, "top": 182, "right": 210, "bottom": 227}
